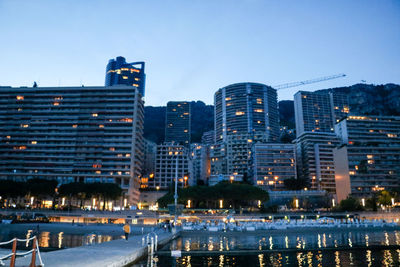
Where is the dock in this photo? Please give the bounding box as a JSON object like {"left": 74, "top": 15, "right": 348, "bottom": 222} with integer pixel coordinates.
{"left": 2, "top": 229, "right": 178, "bottom": 267}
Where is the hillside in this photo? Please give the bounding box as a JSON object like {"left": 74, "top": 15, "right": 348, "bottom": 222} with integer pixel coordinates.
{"left": 143, "top": 84, "right": 400, "bottom": 143}
{"left": 144, "top": 101, "right": 214, "bottom": 144}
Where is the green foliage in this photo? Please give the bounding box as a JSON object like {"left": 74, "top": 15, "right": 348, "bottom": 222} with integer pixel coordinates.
{"left": 0, "top": 180, "right": 27, "bottom": 198}
{"left": 157, "top": 181, "right": 269, "bottom": 209}
{"left": 339, "top": 197, "right": 363, "bottom": 211}
{"left": 283, "top": 178, "right": 307, "bottom": 190}
{"left": 378, "top": 190, "right": 393, "bottom": 206}
{"left": 59, "top": 182, "right": 122, "bottom": 200}
{"left": 26, "top": 179, "right": 58, "bottom": 197}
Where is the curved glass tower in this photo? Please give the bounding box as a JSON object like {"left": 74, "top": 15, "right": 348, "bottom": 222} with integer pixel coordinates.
{"left": 105, "top": 56, "right": 146, "bottom": 96}
{"left": 214, "top": 82, "right": 279, "bottom": 142}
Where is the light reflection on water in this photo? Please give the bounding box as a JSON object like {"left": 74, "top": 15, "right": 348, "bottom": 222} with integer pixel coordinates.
{"left": 166, "top": 230, "right": 400, "bottom": 251}
{"left": 0, "top": 230, "right": 121, "bottom": 250}
{"left": 145, "top": 230, "right": 400, "bottom": 267}
{"left": 152, "top": 250, "right": 400, "bottom": 267}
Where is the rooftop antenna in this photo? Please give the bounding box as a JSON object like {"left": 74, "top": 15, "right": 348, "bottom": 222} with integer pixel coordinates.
{"left": 33, "top": 81, "right": 38, "bottom": 88}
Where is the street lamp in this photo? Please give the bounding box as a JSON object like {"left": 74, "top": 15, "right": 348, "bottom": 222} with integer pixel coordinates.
{"left": 174, "top": 156, "right": 178, "bottom": 226}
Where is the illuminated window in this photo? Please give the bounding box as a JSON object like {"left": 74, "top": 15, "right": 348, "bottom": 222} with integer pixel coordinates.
{"left": 53, "top": 102, "right": 59, "bottom": 106}
{"left": 254, "top": 109, "right": 263, "bottom": 113}
{"left": 95, "top": 171, "right": 101, "bottom": 174}
{"left": 99, "top": 125, "right": 104, "bottom": 128}
{"left": 122, "top": 76, "right": 128, "bottom": 79}
{"left": 31, "top": 141, "right": 37, "bottom": 144}
{"left": 132, "top": 84, "right": 139, "bottom": 87}
{"left": 21, "top": 124, "right": 29, "bottom": 128}
{"left": 367, "top": 155, "right": 373, "bottom": 159}
{"left": 109, "top": 147, "right": 115, "bottom": 151}
{"left": 130, "top": 69, "right": 140, "bottom": 73}
{"left": 256, "top": 98, "right": 263, "bottom": 104}
{"left": 134, "top": 78, "right": 140, "bottom": 81}
{"left": 184, "top": 129, "right": 188, "bottom": 133}
{"left": 119, "top": 118, "right": 133, "bottom": 122}
{"left": 18, "top": 108, "right": 22, "bottom": 112}
{"left": 72, "top": 124, "right": 78, "bottom": 128}
{"left": 92, "top": 164, "right": 102, "bottom": 168}
{"left": 349, "top": 171, "right": 355, "bottom": 175}
{"left": 117, "top": 154, "right": 123, "bottom": 157}
{"left": 6, "top": 136, "right": 11, "bottom": 139}
{"left": 387, "top": 134, "right": 397, "bottom": 138}
{"left": 235, "top": 111, "right": 245, "bottom": 116}
{"left": 125, "top": 154, "right": 131, "bottom": 157}
{"left": 16, "top": 96, "right": 24, "bottom": 100}
{"left": 302, "top": 95, "right": 307, "bottom": 99}
{"left": 367, "top": 160, "right": 374, "bottom": 164}
{"left": 121, "top": 68, "right": 129, "bottom": 71}
{"left": 92, "top": 113, "right": 98, "bottom": 117}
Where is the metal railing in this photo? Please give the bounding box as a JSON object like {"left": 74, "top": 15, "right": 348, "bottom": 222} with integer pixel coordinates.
{"left": 0, "top": 236, "right": 44, "bottom": 267}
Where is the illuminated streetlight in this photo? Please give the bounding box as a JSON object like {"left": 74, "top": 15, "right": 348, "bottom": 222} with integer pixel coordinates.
{"left": 392, "top": 198, "right": 395, "bottom": 206}
{"left": 361, "top": 198, "right": 365, "bottom": 207}
{"left": 332, "top": 198, "right": 335, "bottom": 207}
{"left": 219, "top": 200, "right": 223, "bottom": 209}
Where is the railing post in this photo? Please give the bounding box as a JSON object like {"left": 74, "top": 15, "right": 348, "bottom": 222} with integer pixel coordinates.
{"left": 10, "top": 238, "right": 17, "bottom": 267}
{"left": 30, "top": 237, "right": 37, "bottom": 267}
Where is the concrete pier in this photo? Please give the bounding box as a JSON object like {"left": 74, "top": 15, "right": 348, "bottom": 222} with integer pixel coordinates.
{"left": 3, "top": 230, "right": 178, "bottom": 267}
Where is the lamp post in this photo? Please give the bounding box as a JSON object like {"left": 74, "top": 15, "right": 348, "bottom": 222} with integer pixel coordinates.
{"left": 174, "top": 155, "right": 178, "bottom": 227}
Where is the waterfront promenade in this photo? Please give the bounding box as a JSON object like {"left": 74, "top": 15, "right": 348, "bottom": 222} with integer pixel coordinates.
{"left": 1, "top": 228, "right": 178, "bottom": 267}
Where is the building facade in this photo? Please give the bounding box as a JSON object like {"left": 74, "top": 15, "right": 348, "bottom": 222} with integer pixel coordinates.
{"left": 105, "top": 56, "right": 146, "bottom": 96}
{"left": 226, "top": 132, "right": 269, "bottom": 177}
{"left": 252, "top": 143, "right": 296, "bottom": 191}
{"left": 190, "top": 143, "right": 210, "bottom": 185}
{"left": 209, "top": 143, "right": 227, "bottom": 176}
{"left": 165, "top": 101, "right": 191, "bottom": 146}
{"left": 201, "top": 130, "right": 215, "bottom": 145}
{"left": 294, "top": 91, "right": 349, "bottom": 137}
{"left": 334, "top": 116, "right": 400, "bottom": 197}
{"left": 151, "top": 142, "right": 192, "bottom": 190}
{"left": 0, "top": 85, "right": 144, "bottom": 205}
{"left": 214, "top": 83, "right": 279, "bottom": 143}
{"left": 295, "top": 132, "right": 341, "bottom": 194}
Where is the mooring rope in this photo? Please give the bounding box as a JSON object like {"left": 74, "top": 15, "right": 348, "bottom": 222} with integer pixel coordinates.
{"left": 0, "top": 236, "right": 44, "bottom": 266}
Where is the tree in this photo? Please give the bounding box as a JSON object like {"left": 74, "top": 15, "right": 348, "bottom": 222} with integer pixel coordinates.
{"left": 0, "top": 180, "right": 27, "bottom": 207}
{"left": 26, "top": 179, "right": 58, "bottom": 207}
{"left": 157, "top": 182, "right": 269, "bottom": 209}
{"left": 339, "top": 197, "right": 363, "bottom": 211}
{"left": 284, "top": 178, "right": 307, "bottom": 190}
{"left": 378, "top": 190, "right": 393, "bottom": 207}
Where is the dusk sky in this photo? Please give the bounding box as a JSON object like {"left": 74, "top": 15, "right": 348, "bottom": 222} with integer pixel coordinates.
{"left": 0, "top": 0, "right": 399, "bottom": 106}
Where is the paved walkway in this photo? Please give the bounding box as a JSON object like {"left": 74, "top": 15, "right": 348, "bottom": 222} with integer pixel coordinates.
{"left": 3, "top": 229, "right": 177, "bottom": 267}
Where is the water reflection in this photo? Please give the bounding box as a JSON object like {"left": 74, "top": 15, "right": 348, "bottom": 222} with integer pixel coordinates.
{"left": 152, "top": 230, "right": 400, "bottom": 266}
{"left": 0, "top": 229, "right": 120, "bottom": 250}
{"left": 154, "top": 250, "right": 400, "bottom": 267}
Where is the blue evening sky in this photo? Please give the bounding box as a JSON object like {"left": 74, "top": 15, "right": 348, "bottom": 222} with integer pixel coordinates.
{"left": 0, "top": 0, "right": 399, "bottom": 106}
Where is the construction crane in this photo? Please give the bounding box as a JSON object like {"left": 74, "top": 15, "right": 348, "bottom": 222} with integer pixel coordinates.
{"left": 273, "top": 73, "right": 346, "bottom": 91}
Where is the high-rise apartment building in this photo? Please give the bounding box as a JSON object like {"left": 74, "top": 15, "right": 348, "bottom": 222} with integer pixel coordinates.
{"left": 209, "top": 143, "right": 227, "bottom": 176}
{"left": 334, "top": 116, "right": 400, "bottom": 197}
{"left": 151, "top": 143, "right": 192, "bottom": 189}
{"left": 190, "top": 143, "right": 210, "bottom": 184}
{"left": 294, "top": 91, "right": 349, "bottom": 137}
{"left": 142, "top": 139, "right": 157, "bottom": 176}
{"left": 214, "top": 83, "right": 279, "bottom": 142}
{"left": 0, "top": 85, "right": 144, "bottom": 205}
{"left": 295, "top": 132, "right": 341, "bottom": 193}
{"left": 226, "top": 132, "right": 269, "bottom": 177}
{"left": 165, "top": 101, "right": 191, "bottom": 145}
{"left": 252, "top": 143, "right": 296, "bottom": 191}
{"left": 105, "top": 56, "right": 146, "bottom": 96}
{"left": 201, "top": 130, "right": 215, "bottom": 145}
